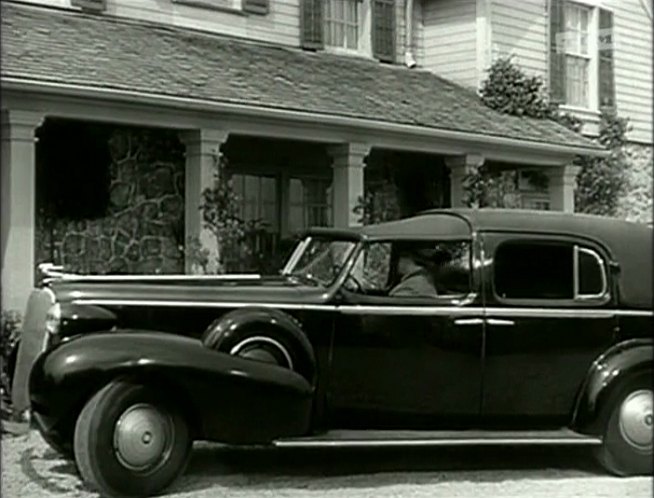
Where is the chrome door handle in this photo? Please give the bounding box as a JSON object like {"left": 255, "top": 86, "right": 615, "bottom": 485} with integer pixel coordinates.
{"left": 454, "top": 318, "right": 484, "bottom": 326}
{"left": 486, "top": 318, "right": 515, "bottom": 326}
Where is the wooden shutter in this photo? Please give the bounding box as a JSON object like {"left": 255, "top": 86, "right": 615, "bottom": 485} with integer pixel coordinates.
{"left": 300, "top": 0, "right": 324, "bottom": 50}
{"left": 243, "top": 0, "right": 269, "bottom": 15}
{"left": 549, "top": 0, "right": 566, "bottom": 103}
{"left": 372, "top": 0, "right": 396, "bottom": 63}
{"left": 598, "top": 9, "right": 616, "bottom": 109}
{"left": 71, "top": 0, "right": 106, "bottom": 12}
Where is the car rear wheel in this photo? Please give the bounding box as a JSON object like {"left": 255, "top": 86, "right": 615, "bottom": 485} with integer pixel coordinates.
{"left": 595, "top": 377, "right": 653, "bottom": 476}
{"left": 73, "top": 379, "right": 191, "bottom": 497}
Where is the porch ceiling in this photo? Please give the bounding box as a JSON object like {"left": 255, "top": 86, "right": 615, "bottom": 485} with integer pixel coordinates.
{"left": 1, "top": 2, "right": 604, "bottom": 159}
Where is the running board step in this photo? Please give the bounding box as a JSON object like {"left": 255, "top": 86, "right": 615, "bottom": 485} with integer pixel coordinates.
{"left": 273, "top": 429, "right": 602, "bottom": 448}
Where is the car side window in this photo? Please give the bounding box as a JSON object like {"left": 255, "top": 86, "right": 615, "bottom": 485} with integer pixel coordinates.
{"left": 347, "top": 240, "right": 472, "bottom": 298}
{"left": 493, "top": 240, "right": 608, "bottom": 302}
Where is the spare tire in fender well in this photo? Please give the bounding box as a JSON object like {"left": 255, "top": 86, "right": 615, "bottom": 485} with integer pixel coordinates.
{"left": 202, "top": 307, "right": 316, "bottom": 385}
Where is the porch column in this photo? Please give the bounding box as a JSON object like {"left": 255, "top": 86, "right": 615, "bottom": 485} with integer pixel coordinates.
{"left": 445, "top": 154, "right": 485, "bottom": 207}
{"left": 327, "top": 143, "right": 371, "bottom": 227}
{"left": 546, "top": 164, "right": 580, "bottom": 213}
{"left": 179, "top": 129, "right": 229, "bottom": 273}
{"left": 1, "top": 110, "right": 45, "bottom": 312}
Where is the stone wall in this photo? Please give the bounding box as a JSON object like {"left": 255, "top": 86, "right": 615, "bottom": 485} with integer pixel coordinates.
{"left": 35, "top": 127, "right": 185, "bottom": 274}
{"left": 615, "top": 142, "right": 653, "bottom": 224}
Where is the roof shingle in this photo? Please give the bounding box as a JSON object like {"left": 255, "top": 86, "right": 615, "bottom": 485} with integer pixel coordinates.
{"left": 1, "top": 2, "right": 601, "bottom": 151}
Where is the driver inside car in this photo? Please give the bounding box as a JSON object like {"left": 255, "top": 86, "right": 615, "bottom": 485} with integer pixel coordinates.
{"left": 388, "top": 248, "right": 439, "bottom": 298}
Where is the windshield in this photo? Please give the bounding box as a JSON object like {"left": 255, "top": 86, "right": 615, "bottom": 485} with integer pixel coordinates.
{"left": 283, "top": 236, "right": 357, "bottom": 286}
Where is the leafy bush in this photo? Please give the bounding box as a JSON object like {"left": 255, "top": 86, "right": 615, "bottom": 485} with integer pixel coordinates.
{"left": 574, "top": 110, "right": 630, "bottom": 216}
{"left": 1, "top": 310, "right": 22, "bottom": 399}
{"left": 473, "top": 57, "right": 625, "bottom": 213}
{"left": 479, "top": 57, "right": 554, "bottom": 119}
{"left": 353, "top": 179, "right": 402, "bottom": 224}
{"left": 186, "top": 152, "right": 268, "bottom": 274}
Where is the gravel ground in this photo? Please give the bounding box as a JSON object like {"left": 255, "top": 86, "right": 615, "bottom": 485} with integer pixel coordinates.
{"left": 1, "top": 431, "right": 652, "bottom": 498}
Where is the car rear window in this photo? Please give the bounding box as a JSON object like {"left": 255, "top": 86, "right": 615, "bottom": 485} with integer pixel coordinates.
{"left": 493, "top": 241, "right": 607, "bottom": 302}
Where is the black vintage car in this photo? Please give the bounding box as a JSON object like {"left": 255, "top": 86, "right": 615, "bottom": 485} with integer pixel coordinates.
{"left": 20, "top": 209, "right": 652, "bottom": 497}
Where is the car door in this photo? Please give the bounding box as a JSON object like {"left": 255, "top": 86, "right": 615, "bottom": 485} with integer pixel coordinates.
{"left": 326, "top": 238, "right": 484, "bottom": 429}
{"left": 480, "top": 232, "right": 617, "bottom": 425}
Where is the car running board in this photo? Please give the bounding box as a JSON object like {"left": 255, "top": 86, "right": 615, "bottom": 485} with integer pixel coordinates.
{"left": 273, "top": 428, "right": 602, "bottom": 448}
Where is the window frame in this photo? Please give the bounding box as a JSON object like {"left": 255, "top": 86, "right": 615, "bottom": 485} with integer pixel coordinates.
{"left": 554, "top": 0, "right": 600, "bottom": 112}
{"left": 322, "top": 0, "right": 373, "bottom": 57}
{"left": 340, "top": 238, "right": 478, "bottom": 305}
{"left": 490, "top": 235, "right": 611, "bottom": 306}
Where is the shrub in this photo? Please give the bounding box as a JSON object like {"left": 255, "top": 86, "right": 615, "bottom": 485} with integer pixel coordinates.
{"left": 185, "top": 152, "right": 268, "bottom": 274}
{"left": 574, "top": 110, "right": 630, "bottom": 216}
{"left": 1, "top": 310, "right": 22, "bottom": 399}
{"left": 353, "top": 179, "right": 402, "bottom": 225}
{"left": 474, "top": 57, "right": 625, "bottom": 213}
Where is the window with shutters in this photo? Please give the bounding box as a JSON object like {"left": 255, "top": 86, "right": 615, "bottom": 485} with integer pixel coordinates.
{"left": 550, "top": 1, "right": 615, "bottom": 112}
{"left": 563, "top": 3, "right": 591, "bottom": 107}
{"left": 301, "top": 0, "right": 395, "bottom": 62}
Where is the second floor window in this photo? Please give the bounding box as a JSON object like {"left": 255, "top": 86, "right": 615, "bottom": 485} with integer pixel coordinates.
{"left": 550, "top": 0, "right": 615, "bottom": 112}
{"left": 324, "top": 0, "right": 361, "bottom": 50}
{"left": 301, "top": 0, "right": 396, "bottom": 62}
{"left": 563, "top": 3, "right": 590, "bottom": 107}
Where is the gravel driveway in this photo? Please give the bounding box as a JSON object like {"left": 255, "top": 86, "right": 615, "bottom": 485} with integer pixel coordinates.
{"left": 2, "top": 431, "right": 652, "bottom": 498}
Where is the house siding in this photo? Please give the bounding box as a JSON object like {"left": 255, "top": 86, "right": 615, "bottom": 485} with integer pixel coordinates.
{"left": 490, "top": 0, "right": 548, "bottom": 78}
{"left": 17, "top": 0, "right": 300, "bottom": 47}
{"left": 422, "top": 0, "right": 478, "bottom": 88}
{"left": 605, "top": 0, "right": 653, "bottom": 144}
{"left": 488, "top": 0, "right": 652, "bottom": 144}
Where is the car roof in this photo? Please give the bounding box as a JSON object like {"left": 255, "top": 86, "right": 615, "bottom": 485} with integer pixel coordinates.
{"left": 308, "top": 209, "right": 652, "bottom": 309}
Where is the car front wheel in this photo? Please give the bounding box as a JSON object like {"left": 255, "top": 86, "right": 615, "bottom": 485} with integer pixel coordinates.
{"left": 595, "top": 377, "right": 653, "bottom": 476}
{"left": 73, "top": 379, "right": 191, "bottom": 497}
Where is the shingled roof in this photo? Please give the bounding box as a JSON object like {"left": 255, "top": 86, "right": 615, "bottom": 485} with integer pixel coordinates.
{"left": 2, "top": 2, "right": 602, "bottom": 152}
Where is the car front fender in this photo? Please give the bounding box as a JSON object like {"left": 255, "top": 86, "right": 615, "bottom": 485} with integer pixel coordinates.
{"left": 29, "top": 331, "right": 314, "bottom": 444}
{"left": 572, "top": 338, "right": 653, "bottom": 432}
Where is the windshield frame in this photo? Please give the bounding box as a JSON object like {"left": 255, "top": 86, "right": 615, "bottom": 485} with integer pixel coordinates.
{"left": 281, "top": 235, "right": 359, "bottom": 287}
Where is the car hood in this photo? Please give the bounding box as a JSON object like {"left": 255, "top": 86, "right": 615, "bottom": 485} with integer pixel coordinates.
{"left": 47, "top": 274, "right": 332, "bottom": 305}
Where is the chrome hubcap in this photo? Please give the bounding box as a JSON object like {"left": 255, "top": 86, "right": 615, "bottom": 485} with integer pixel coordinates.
{"left": 113, "top": 404, "right": 173, "bottom": 472}
{"left": 619, "top": 389, "right": 653, "bottom": 451}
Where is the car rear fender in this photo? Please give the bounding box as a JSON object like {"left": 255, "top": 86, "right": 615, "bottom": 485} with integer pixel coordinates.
{"left": 203, "top": 307, "right": 316, "bottom": 385}
{"left": 572, "top": 338, "right": 653, "bottom": 432}
{"left": 29, "top": 331, "right": 314, "bottom": 444}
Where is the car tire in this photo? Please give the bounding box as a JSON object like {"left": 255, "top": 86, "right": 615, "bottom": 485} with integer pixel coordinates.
{"left": 594, "top": 375, "right": 653, "bottom": 476}
{"left": 205, "top": 324, "right": 314, "bottom": 382}
{"left": 73, "top": 378, "right": 191, "bottom": 497}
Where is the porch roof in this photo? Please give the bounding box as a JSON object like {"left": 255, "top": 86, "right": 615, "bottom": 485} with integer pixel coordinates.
{"left": 1, "top": 2, "right": 603, "bottom": 155}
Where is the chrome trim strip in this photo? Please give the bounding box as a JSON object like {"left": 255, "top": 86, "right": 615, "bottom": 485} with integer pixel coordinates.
{"left": 72, "top": 299, "right": 335, "bottom": 311}
{"left": 70, "top": 299, "right": 654, "bottom": 317}
{"left": 339, "top": 306, "right": 483, "bottom": 316}
{"left": 59, "top": 274, "right": 261, "bottom": 281}
{"left": 273, "top": 437, "right": 603, "bottom": 448}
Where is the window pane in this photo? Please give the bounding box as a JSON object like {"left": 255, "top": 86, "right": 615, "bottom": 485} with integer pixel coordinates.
{"left": 324, "top": 0, "right": 360, "bottom": 49}
{"left": 494, "top": 242, "right": 574, "bottom": 299}
{"left": 578, "top": 249, "right": 604, "bottom": 295}
{"left": 566, "top": 56, "right": 589, "bottom": 107}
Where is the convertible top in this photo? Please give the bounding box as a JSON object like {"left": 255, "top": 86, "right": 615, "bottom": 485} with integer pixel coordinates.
{"left": 307, "top": 208, "right": 652, "bottom": 309}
